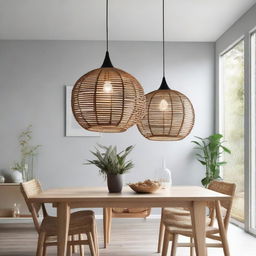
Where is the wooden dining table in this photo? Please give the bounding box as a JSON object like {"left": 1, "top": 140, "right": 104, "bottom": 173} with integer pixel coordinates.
{"left": 29, "top": 185, "right": 230, "bottom": 256}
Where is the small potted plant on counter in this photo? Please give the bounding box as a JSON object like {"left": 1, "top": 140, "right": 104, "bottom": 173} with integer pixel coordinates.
{"left": 11, "top": 125, "right": 41, "bottom": 182}
{"left": 85, "top": 144, "right": 134, "bottom": 193}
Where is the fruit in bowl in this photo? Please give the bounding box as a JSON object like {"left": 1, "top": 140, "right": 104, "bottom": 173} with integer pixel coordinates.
{"left": 128, "top": 179, "right": 161, "bottom": 193}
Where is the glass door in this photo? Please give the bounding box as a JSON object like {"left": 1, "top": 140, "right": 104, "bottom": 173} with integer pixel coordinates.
{"left": 220, "top": 40, "right": 245, "bottom": 222}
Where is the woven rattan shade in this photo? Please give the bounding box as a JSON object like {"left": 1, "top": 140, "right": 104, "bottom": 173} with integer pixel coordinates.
{"left": 72, "top": 67, "right": 146, "bottom": 133}
{"left": 137, "top": 88, "right": 195, "bottom": 141}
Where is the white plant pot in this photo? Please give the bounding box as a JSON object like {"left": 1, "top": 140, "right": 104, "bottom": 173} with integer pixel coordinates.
{"left": 11, "top": 171, "right": 23, "bottom": 183}
{"left": 0, "top": 175, "right": 5, "bottom": 183}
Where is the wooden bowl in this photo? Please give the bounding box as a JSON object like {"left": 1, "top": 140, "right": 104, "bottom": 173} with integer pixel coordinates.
{"left": 128, "top": 180, "right": 161, "bottom": 194}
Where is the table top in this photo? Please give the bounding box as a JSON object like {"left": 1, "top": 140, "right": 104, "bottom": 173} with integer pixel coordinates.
{"left": 29, "top": 186, "right": 230, "bottom": 204}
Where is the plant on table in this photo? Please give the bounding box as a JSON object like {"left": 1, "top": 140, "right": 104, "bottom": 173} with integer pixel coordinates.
{"left": 85, "top": 144, "right": 134, "bottom": 193}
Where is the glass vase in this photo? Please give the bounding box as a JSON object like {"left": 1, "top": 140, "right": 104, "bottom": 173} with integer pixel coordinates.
{"left": 155, "top": 158, "right": 172, "bottom": 189}
{"left": 21, "top": 156, "right": 35, "bottom": 181}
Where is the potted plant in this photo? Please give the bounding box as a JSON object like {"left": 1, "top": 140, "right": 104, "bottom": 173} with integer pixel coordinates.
{"left": 12, "top": 125, "right": 41, "bottom": 182}
{"left": 192, "top": 134, "right": 231, "bottom": 187}
{"left": 85, "top": 145, "right": 134, "bottom": 193}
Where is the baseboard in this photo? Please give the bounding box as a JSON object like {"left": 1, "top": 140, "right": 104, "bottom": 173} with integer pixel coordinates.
{"left": 0, "top": 217, "right": 35, "bottom": 224}
{"left": 0, "top": 214, "right": 161, "bottom": 224}
{"left": 95, "top": 214, "right": 161, "bottom": 220}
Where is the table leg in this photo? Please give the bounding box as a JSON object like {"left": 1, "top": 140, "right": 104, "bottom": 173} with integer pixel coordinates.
{"left": 191, "top": 201, "right": 206, "bottom": 256}
{"left": 107, "top": 208, "right": 112, "bottom": 244}
{"left": 103, "top": 208, "right": 108, "bottom": 248}
{"left": 57, "top": 202, "right": 70, "bottom": 256}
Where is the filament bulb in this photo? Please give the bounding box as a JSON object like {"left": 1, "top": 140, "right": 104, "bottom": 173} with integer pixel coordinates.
{"left": 103, "top": 81, "right": 113, "bottom": 93}
{"left": 159, "top": 99, "right": 168, "bottom": 111}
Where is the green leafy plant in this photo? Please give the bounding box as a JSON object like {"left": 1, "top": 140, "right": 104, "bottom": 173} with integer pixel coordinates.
{"left": 12, "top": 125, "right": 41, "bottom": 172}
{"left": 192, "top": 134, "right": 231, "bottom": 187}
{"left": 85, "top": 145, "right": 134, "bottom": 178}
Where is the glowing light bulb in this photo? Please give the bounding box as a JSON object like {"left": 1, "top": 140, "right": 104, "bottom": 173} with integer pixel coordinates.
{"left": 159, "top": 99, "right": 168, "bottom": 111}
{"left": 103, "top": 81, "right": 113, "bottom": 93}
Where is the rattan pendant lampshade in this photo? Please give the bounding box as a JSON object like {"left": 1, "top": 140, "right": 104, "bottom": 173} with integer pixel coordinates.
{"left": 71, "top": 0, "right": 145, "bottom": 133}
{"left": 137, "top": 0, "right": 195, "bottom": 141}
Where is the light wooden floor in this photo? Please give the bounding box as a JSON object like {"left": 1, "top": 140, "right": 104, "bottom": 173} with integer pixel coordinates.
{"left": 0, "top": 219, "right": 255, "bottom": 256}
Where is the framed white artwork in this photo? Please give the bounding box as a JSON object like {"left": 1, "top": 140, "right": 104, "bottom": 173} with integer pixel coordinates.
{"left": 65, "top": 86, "right": 101, "bottom": 137}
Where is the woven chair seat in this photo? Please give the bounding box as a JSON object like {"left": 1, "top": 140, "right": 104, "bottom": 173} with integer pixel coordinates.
{"left": 40, "top": 210, "right": 95, "bottom": 236}
{"left": 163, "top": 214, "right": 212, "bottom": 229}
{"left": 166, "top": 224, "right": 219, "bottom": 237}
{"left": 163, "top": 207, "right": 190, "bottom": 217}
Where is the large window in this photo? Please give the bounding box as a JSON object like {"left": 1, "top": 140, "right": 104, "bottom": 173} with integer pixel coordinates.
{"left": 250, "top": 31, "right": 256, "bottom": 233}
{"left": 220, "top": 40, "right": 245, "bottom": 222}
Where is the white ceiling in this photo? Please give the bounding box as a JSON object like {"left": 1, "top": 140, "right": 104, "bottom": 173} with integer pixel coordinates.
{"left": 0, "top": 0, "right": 255, "bottom": 42}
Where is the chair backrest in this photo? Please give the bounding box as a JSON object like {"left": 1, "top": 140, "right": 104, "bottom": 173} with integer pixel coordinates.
{"left": 208, "top": 180, "right": 236, "bottom": 229}
{"left": 20, "top": 179, "right": 47, "bottom": 232}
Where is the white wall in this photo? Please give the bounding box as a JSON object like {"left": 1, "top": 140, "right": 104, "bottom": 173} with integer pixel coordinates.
{"left": 0, "top": 41, "right": 214, "bottom": 205}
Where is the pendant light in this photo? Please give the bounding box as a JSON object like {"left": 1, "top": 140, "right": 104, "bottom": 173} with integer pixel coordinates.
{"left": 72, "top": 0, "right": 146, "bottom": 133}
{"left": 137, "top": 0, "right": 195, "bottom": 141}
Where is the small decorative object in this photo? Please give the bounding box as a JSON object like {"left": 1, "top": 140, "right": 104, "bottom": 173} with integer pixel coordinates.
{"left": 156, "top": 158, "right": 172, "bottom": 189}
{"left": 192, "top": 134, "right": 231, "bottom": 187}
{"left": 0, "top": 175, "right": 5, "bottom": 183}
{"left": 66, "top": 86, "right": 100, "bottom": 137}
{"left": 12, "top": 203, "right": 20, "bottom": 217}
{"left": 85, "top": 144, "right": 134, "bottom": 193}
{"left": 128, "top": 180, "right": 161, "bottom": 194}
{"left": 11, "top": 170, "right": 23, "bottom": 183}
{"left": 12, "top": 125, "right": 41, "bottom": 182}
{"left": 71, "top": 0, "right": 145, "bottom": 133}
{"left": 137, "top": 0, "right": 194, "bottom": 141}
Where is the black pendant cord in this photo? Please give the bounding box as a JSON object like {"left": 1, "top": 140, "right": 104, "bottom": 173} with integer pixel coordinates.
{"left": 102, "top": 0, "right": 113, "bottom": 68}
{"left": 106, "top": 0, "right": 109, "bottom": 52}
{"left": 162, "top": 0, "right": 165, "bottom": 78}
{"left": 158, "top": 0, "right": 170, "bottom": 90}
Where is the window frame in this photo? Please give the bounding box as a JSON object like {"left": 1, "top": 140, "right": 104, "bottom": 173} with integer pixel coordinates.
{"left": 248, "top": 28, "right": 256, "bottom": 235}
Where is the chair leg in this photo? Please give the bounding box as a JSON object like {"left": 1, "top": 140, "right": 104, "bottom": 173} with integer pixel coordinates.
{"left": 170, "top": 234, "right": 178, "bottom": 256}
{"left": 216, "top": 201, "right": 230, "bottom": 256}
{"left": 190, "top": 237, "right": 194, "bottom": 256}
{"left": 157, "top": 208, "right": 165, "bottom": 253}
{"left": 42, "top": 236, "right": 47, "bottom": 256}
{"left": 161, "top": 229, "right": 170, "bottom": 256}
{"left": 67, "top": 244, "right": 72, "bottom": 256}
{"left": 92, "top": 221, "right": 99, "bottom": 256}
{"left": 87, "top": 232, "right": 96, "bottom": 256}
{"left": 42, "top": 245, "right": 47, "bottom": 256}
{"left": 221, "top": 234, "right": 230, "bottom": 256}
{"left": 79, "top": 234, "right": 85, "bottom": 256}
{"left": 36, "top": 232, "right": 46, "bottom": 256}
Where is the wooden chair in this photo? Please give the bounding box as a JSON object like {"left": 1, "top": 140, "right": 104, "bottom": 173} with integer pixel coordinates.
{"left": 20, "top": 179, "right": 99, "bottom": 256}
{"left": 157, "top": 207, "right": 191, "bottom": 252}
{"left": 160, "top": 181, "right": 236, "bottom": 256}
{"left": 103, "top": 207, "right": 151, "bottom": 248}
